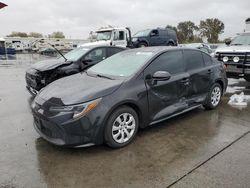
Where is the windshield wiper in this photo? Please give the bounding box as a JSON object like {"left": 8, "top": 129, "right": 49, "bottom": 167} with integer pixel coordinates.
{"left": 96, "top": 74, "right": 113, "bottom": 80}
{"left": 231, "top": 43, "right": 243, "bottom": 46}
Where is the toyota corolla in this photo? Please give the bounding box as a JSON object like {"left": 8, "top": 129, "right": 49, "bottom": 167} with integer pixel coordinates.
{"left": 31, "top": 47, "right": 227, "bottom": 148}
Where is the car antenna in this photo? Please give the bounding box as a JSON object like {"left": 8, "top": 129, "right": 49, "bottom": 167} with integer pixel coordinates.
{"left": 31, "top": 39, "right": 68, "bottom": 61}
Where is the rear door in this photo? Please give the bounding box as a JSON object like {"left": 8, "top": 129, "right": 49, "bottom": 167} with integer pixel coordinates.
{"left": 144, "top": 50, "right": 190, "bottom": 122}
{"left": 183, "top": 49, "right": 211, "bottom": 104}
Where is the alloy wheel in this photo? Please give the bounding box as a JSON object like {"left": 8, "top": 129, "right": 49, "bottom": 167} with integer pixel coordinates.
{"left": 211, "top": 86, "right": 221, "bottom": 107}
{"left": 112, "top": 113, "right": 136, "bottom": 144}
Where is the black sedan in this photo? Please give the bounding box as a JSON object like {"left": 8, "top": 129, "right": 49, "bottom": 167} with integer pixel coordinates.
{"left": 26, "top": 45, "right": 126, "bottom": 95}
{"left": 31, "top": 47, "right": 228, "bottom": 148}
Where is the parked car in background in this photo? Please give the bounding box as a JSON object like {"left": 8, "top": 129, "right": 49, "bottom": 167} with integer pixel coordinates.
{"left": 215, "top": 32, "right": 250, "bottom": 82}
{"left": 26, "top": 45, "right": 126, "bottom": 95}
{"left": 132, "top": 28, "right": 178, "bottom": 47}
{"left": 31, "top": 47, "right": 227, "bottom": 148}
{"left": 181, "top": 43, "right": 213, "bottom": 55}
{"left": 39, "top": 48, "right": 57, "bottom": 56}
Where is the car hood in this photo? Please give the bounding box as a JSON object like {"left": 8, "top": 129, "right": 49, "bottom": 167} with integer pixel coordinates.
{"left": 31, "top": 58, "right": 71, "bottom": 71}
{"left": 215, "top": 45, "right": 250, "bottom": 53}
{"left": 36, "top": 72, "right": 124, "bottom": 105}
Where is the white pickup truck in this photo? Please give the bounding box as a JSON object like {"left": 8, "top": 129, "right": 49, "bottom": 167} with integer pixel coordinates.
{"left": 80, "top": 27, "right": 133, "bottom": 48}
{"left": 215, "top": 32, "right": 250, "bottom": 82}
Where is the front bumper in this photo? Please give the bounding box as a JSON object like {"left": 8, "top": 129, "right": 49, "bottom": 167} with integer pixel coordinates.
{"left": 32, "top": 110, "right": 97, "bottom": 147}
{"left": 25, "top": 71, "right": 44, "bottom": 94}
{"left": 26, "top": 86, "right": 38, "bottom": 96}
{"left": 225, "top": 64, "right": 250, "bottom": 78}
{"left": 31, "top": 97, "right": 108, "bottom": 147}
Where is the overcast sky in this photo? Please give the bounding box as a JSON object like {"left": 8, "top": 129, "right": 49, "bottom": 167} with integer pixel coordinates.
{"left": 0, "top": 0, "right": 249, "bottom": 39}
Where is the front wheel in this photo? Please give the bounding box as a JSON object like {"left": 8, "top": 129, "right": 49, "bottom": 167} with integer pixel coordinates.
{"left": 203, "top": 83, "right": 222, "bottom": 110}
{"left": 104, "top": 106, "right": 139, "bottom": 148}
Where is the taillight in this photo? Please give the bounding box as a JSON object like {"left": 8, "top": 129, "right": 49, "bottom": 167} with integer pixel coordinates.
{"left": 223, "top": 64, "right": 227, "bottom": 70}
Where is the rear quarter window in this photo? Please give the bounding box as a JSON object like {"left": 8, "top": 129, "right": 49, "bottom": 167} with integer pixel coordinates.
{"left": 184, "top": 50, "right": 204, "bottom": 71}
{"left": 202, "top": 53, "right": 213, "bottom": 66}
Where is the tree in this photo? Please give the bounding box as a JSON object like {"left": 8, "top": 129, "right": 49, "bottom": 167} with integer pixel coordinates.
{"left": 177, "top": 21, "right": 198, "bottom": 43}
{"left": 166, "top": 25, "right": 177, "bottom": 33}
{"left": 28, "top": 32, "right": 43, "bottom": 38}
{"left": 7, "top": 31, "right": 28, "bottom": 37}
{"left": 49, "top": 31, "right": 65, "bottom": 38}
{"left": 199, "top": 18, "right": 224, "bottom": 43}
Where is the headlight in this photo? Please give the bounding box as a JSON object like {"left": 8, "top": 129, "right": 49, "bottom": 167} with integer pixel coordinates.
{"left": 132, "top": 38, "right": 138, "bottom": 42}
{"left": 222, "top": 56, "right": 229, "bottom": 63}
{"left": 49, "top": 98, "right": 101, "bottom": 119}
{"left": 233, "top": 56, "right": 240, "bottom": 63}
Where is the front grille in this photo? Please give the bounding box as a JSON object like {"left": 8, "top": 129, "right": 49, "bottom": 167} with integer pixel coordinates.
{"left": 216, "top": 52, "right": 250, "bottom": 65}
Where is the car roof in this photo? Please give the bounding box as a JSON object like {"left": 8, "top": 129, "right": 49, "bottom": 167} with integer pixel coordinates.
{"left": 78, "top": 45, "right": 126, "bottom": 50}
{"left": 125, "top": 46, "right": 202, "bottom": 54}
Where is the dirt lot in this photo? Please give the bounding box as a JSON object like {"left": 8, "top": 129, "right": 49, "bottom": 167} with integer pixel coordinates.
{"left": 0, "top": 56, "right": 250, "bottom": 188}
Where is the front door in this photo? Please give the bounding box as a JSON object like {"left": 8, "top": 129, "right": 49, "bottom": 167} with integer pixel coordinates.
{"left": 149, "top": 29, "right": 160, "bottom": 46}
{"left": 112, "top": 30, "right": 127, "bottom": 47}
{"left": 144, "top": 50, "right": 189, "bottom": 122}
{"left": 82, "top": 47, "right": 107, "bottom": 69}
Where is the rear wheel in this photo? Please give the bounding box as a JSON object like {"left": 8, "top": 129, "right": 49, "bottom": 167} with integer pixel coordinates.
{"left": 138, "top": 42, "right": 148, "bottom": 48}
{"left": 244, "top": 75, "right": 250, "bottom": 82}
{"left": 104, "top": 106, "right": 139, "bottom": 148}
{"left": 203, "top": 83, "right": 222, "bottom": 110}
{"left": 167, "top": 42, "right": 174, "bottom": 46}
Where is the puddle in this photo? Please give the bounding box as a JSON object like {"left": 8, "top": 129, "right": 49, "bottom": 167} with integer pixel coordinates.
{"left": 228, "top": 92, "right": 250, "bottom": 109}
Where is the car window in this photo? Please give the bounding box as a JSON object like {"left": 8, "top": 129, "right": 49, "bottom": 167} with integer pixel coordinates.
{"left": 151, "top": 30, "right": 159, "bottom": 37}
{"left": 114, "top": 31, "right": 125, "bottom": 41}
{"left": 145, "top": 50, "right": 184, "bottom": 75}
{"left": 107, "top": 48, "right": 124, "bottom": 57}
{"left": 184, "top": 50, "right": 204, "bottom": 70}
{"left": 202, "top": 53, "right": 213, "bottom": 66}
{"left": 84, "top": 48, "right": 106, "bottom": 62}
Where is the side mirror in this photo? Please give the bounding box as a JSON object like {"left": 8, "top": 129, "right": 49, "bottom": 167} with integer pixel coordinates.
{"left": 82, "top": 59, "right": 93, "bottom": 65}
{"left": 150, "top": 33, "right": 156, "bottom": 37}
{"left": 225, "top": 39, "right": 231, "bottom": 46}
{"left": 152, "top": 71, "right": 171, "bottom": 81}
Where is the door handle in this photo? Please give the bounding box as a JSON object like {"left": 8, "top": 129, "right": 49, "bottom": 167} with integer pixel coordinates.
{"left": 181, "top": 78, "right": 189, "bottom": 83}
{"left": 207, "top": 69, "right": 213, "bottom": 74}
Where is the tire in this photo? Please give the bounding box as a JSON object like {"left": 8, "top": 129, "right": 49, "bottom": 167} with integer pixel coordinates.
{"left": 244, "top": 75, "right": 250, "bottom": 82}
{"left": 104, "top": 106, "right": 139, "bottom": 148}
{"left": 203, "top": 83, "right": 222, "bottom": 110}
{"left": 167, "top": 42, "right": 174, "bottom": 46}
{"left": 138, "top": 42, "right": 148, "bottom": 48}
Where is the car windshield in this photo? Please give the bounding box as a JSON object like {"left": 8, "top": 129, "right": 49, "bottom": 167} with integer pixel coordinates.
{"left": 96, "top": 31, "right": 112, "bottom": 41}
{"left": 231, "top": 34, "right": 250, "bottom": 45}
{"left": 133, "top": 29, "right": 151, "bottom": 37}
{"left": 87, "top": 50, "right": 154, "bottom": 77}
{"left": 60, "top": 47, "right": 90, "bottom": 61}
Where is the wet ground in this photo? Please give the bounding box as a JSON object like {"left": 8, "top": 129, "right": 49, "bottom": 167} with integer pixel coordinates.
{"left": 0, "top": 55, "right": 250, "bottom": 188}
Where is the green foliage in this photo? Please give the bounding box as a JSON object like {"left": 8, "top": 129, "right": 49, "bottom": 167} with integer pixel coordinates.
{"left": 49, "top": 31, "right": 65, "bottom": 38}
{"left": 199, "top": 18, "right": 224, "bottom": 43}
{"left": 177, "top": 21, "right": 199, "bottom": 43}
{"left": 28, "top": 32, "right": 43, "bottom": 38}
{"left": 7, "top": 31, "right": 28, "bottom": 37}
{"left": 166, "top": 18, "right": 225, "bottom": 44}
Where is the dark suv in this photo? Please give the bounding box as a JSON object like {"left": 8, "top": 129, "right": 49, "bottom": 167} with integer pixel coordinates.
{"left": 132, "top": 28, "right": 178, "bottom": 47}
{"left": 25, "top": 45, "right": 126, "bottom": 95}
{"left": 32, "top": 47, "right": 227, "bottom": 148}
